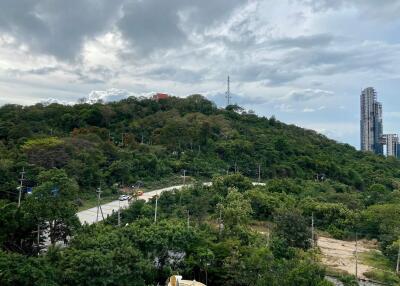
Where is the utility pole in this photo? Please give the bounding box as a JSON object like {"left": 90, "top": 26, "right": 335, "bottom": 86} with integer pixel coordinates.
{"left": 355, "top": 232, "right": 358, "bottom": 280}
{"left": 258, "top": 164, "right": 261, "bottom": 183}
{"left": 225, "top": 75, "right": 231, "bottom": 106}
{"left": 17, "top": 167, "right": 25, "bottom": 208}
{"left": 154, "top": 192, "right": 158, "bottom": 223}
{"left": 37, "top": 223, "right": 40, "bottom": 252}
{"left": 96, "top": 187, "right": 105, "bottom": 223}
{"left": 118, "top": 199, "right": 121, "bottom": 227}
{"left": 218, "top": 208, "right": 223, "bottom": 237}
{"left": 396, "top": 238, "right": 400, "bottom": 274}
{"left": 182, "top": 169, "right": 186, "bottom": 185}
{"left": 121, "top": 133, "right": 126, "bottom": 147}
{"left": 187, "top": 210, "right": 190, "bottom": 229}
{"left": 311, "top": 212, "right": 315, "bottom": 248}
{"left": 32, "top": 220, "right": 41, "bottom": 254}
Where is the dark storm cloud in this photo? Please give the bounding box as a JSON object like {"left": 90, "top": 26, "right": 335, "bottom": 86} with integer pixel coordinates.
{"left": 0, "top": 0, "right": 123, "bottom": 60}
{"left": 0, "top": 0, "right": 247, "bottom": 60}
{"left": 117, "top": 0, "right": 247, "bottom": 55}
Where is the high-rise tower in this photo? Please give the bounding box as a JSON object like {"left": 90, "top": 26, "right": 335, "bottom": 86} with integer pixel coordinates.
{"left": 382, "top": 134, "right": 399, "bottom": 157}
{"left": 360, "top": 87, "right": 383, "bottom": 154}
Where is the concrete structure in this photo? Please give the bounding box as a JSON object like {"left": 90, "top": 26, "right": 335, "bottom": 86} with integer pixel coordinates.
{"left": 167, "top": 275, "right": 206, "bottom": 286}
{"left": 360, "top": 87, "right": 383, "bottom": 154}
{"left": 382, "top": 134, "right": 399, "bottom": 157}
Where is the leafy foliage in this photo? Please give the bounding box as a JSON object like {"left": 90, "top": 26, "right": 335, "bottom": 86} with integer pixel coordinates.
{"left": 0, "top": 95, "right": 399, "bottom": 284}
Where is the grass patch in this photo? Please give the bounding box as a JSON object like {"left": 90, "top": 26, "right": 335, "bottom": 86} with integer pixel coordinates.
{"left": 141, "top": 175, "right": 204, "bottom": 191}
{"left": 360, "top": 250, "right": 394, "bottom": 272}
{"left": 360, "top": 250, "right": 400, "bottom": 285}
{"left": 364, "top": 269, "right": 400, "bottom": 285}
{"left": 325, "top": 268, "right": 358, "bottom": 286}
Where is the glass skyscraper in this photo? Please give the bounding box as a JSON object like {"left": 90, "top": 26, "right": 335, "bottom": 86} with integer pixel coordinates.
{"left": 360, "top": 87, "right": 383, "bottom": 155}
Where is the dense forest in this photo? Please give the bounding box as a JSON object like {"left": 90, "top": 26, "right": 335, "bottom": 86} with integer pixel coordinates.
{"left": 1, "top": 95, "right": 400, "bottom": 285}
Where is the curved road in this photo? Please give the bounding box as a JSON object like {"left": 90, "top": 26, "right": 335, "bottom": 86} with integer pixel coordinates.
{"left": 77, "top": 182, "right": 265, "bottom": 224}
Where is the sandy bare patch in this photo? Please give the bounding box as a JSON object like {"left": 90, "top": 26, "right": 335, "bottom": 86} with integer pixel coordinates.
{"left": 318, "top": 236, "right": 375, "bottom": 279}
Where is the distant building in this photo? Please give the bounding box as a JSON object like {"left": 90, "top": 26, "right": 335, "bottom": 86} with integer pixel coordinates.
{"left": 360, "top": 87, "right": 383, "bottom": 154}
{"left": 152, "top": 93, "right": 170, "bottom": 101}
{"left": 398, "top": 143, "right": 400, "bottom": 159}
{"left": 382, "top": 134, "right": 399, "bottom": 157}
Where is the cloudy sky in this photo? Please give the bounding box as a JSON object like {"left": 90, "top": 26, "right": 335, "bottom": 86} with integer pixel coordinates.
{"left": 0, "top": 0, "right": 400, "bottom": 147}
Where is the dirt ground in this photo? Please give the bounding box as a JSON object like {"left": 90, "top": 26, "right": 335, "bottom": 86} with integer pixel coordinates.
{"left": 318, "top": 236, "right": 377, "bottom": 279}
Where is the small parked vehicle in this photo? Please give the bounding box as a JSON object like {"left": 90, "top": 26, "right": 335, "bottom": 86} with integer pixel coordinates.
{"left": 119, "top": 195, "right": 129, "bottom": 201}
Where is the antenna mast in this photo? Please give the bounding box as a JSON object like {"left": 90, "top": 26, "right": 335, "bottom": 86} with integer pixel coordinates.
{"left": 225, "top": 75, "right": 231, "bottom": 106}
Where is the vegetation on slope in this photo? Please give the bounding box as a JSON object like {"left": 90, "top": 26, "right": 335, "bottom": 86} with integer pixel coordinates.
{"left": 0, "top": 95, "right": 400, "bottom": 284}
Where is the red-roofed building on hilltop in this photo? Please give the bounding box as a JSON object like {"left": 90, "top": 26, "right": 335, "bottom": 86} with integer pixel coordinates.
{"left": 152, "top": 93, "right": 169, "bottom": 101}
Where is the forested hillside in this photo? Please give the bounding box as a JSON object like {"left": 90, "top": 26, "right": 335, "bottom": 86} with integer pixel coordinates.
{"left": 1, "top": 94, "right": 399, "bottom": 193}
{"left": 1, "top": 95, "right": 400, "bottom": 285}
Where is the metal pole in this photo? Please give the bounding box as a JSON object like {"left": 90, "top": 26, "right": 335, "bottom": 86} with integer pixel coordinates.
{"left": 396, "top": 238, "right": 400, "bottom": 274}
{"left": 37, "top": 223, "right": 40, "bottom": 252}
{"left": 96, "top": 190, "right": 100, "bottom": 222}
{"left": 118, "top": 199, "right": 121, "bottom": 227}
{"left": 17, "top": 167, "right": 25, "bottom": 208}
{"left": 311, "top": 212, "right": 314, "bottom": 248}
{"left": 96, "top": 187, "right": 104, "bottom": 222}
{"left": 154, "top": 192, "right": 158, "bottom": 223}
{"left": 187, "top": 210, "right": 190, "bottom": 229}
{"left": 183, "top": 169, "right": 186, "bottom": 185}
{"left": 258, "top": 164, "right": 261, "bottom": 183}
{"left": 355, "top": 232, "right": 358, "bottom": 280}
{"left": 218, "top": 208, "right": 222, "bottom": 237}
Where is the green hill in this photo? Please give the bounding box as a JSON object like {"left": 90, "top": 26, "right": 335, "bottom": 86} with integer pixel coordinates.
{"left": 1, "top": 95, "right": 400, "bottom": 285}
{"left": 0, "top": 94, "right": 399, "bottom": 194}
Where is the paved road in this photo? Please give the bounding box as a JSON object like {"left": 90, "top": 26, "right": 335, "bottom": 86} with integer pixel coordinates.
{"left": 77, "top": 185, "right": 186, "bottom": 224}
{"left": 77, "top": 182, "right": 265, "bottom": 224}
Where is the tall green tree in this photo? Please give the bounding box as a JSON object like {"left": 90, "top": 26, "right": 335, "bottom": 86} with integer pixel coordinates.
{"left": 25, "top": 169, "right": 80, "bottom": 245}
